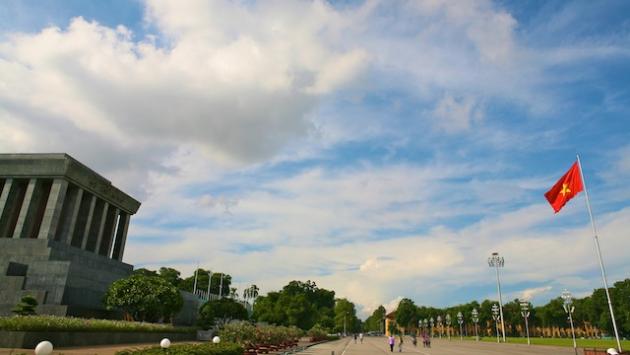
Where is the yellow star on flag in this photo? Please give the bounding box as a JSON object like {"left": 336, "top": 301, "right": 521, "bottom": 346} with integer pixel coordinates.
{"left": 560, "top": 183, "right": 571, "bottom": 196}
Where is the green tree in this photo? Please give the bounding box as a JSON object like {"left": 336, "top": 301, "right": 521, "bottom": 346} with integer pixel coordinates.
{"left": 158, "top": 267, "right": 182, "bottom": 288}
{"left": 132, "top": 268, "right": 158, "bottom": 277}
{"left": 395, "top": 298, "right": 417, "bottom": 331}
{"left": 12, "top": 295, "right": 38, "bottom": 316}
{"left": 252, "top": 280, "right": 336, "bottom": 331}
{"left": 334, "top": 298, "right": 359, "bottom": 333}
{"left": 364, "top": 305, "right": 386, "bottom": 332}
{"left": 180, "top": 270, "right": 232, "bottom": 296}
{"left": 198, "top": 298, "right": 249, "bottom": 329}
{"left": 104, "top": 274, "right": 183, "bottom": 322}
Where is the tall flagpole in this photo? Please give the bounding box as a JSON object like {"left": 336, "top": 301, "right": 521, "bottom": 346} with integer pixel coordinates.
{"left": 576, "top": 154, "right": 622, "bottom": 352}
{"left": 207, "top": 271, "right": 212, "bottom": 300}
{"left": 193, "top": 263, "right": 199, "bottom": 296}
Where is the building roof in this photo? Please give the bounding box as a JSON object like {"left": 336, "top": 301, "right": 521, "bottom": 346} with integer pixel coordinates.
{"left": 0, "top": 153, "right": 140, "bottom": 214}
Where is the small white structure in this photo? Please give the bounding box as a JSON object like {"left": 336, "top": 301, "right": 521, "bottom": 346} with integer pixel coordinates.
{"left": 34, "top": 341, "right": 53, "bottom": 355}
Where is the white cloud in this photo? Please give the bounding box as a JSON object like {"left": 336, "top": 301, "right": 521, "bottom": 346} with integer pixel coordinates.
{"left": 431, "top": 95, "right": 483, "bottom": 133}
{"left": 126, "top": 154, "right": 630, "bottom": 317}
{"left": 517, "top": 286, "right": 553, "bottom": 302}
{"left": 2, "top": 0, "right": 630, "bottom": 319}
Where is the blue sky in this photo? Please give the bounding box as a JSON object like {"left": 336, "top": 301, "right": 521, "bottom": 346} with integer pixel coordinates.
{"left": 1, "top": 0, "right": 629, "bottom": 317}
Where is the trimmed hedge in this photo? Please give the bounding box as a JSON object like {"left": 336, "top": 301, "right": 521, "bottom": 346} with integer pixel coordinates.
{"left": 0, "top": 316, "right": 196, "bottom": 333}
{"left": 116, "top": 342, "right": 243, "bottom": 355}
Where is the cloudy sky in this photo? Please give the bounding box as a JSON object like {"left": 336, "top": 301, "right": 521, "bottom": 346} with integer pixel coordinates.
{"left": 1, "top": 0, "right": 630, "bottom": 318}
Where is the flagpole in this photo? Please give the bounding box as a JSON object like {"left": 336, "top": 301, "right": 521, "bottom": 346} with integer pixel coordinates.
{"left": 576, "top": 154, "right": 622, "bottom": 352}
{"left": 193, "top": 262, "right": 199, "bottom": 296}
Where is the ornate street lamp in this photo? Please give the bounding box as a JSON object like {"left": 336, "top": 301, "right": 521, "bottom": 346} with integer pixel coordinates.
{"left": 520, "top": 300, "right": 531, "bottom": 345}
{"left": 562, "top": 290, "right": 578, "bottom": 355}
{"left": 437, "top": 315, "right": 443, "bottom": 339}
{"left": 488, "top": 252, "right": 506, "bottom": 342}
{"left": 429, "top": 317, "right": 435, "bottom": 337}
{"left": 457, "top": 312, "right": 464, "bottom": 341}
{"left": 445, "top": 314, "right": 452, "bottom": 340}
{"left": 471, "top": 308, "right": 479, "bottom": 341}
{"left": 492, "top": 304, "right": 501, "bottom": 344}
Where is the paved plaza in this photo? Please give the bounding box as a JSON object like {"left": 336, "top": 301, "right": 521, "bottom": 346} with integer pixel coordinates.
{"left": 302, "top": 336, "right": 584, "bottom": 355}
{"left": 0, "top": 337, "right": 589, "bottom": 355}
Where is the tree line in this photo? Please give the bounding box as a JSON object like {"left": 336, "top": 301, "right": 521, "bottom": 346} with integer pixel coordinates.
{"left": 363, "top": 278, "right": 630, "bottom": 338}
{"left": 252, "top": 280, "right": 362, "bottom": 333}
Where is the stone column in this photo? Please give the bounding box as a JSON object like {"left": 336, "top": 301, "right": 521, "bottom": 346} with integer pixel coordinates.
{"left": 80, "top": 195, "right": 97, "bottom": 249}
{"left": 93, "top": 202, "right": 109, "bottom": 254}
{"left": 12, "top": 179, "right": 37, "bottom": 239}
{"left": 61, "top": 188, "right": 83, "bottom": 245}
{"left": 99, "top": 206, "right": 118, "bottom": 257}
{"left": 38, "top": 179, "right": 68, "bottom": 240}
{"left": 112, "top": 212, "right": 130, "bottom": 261}
{"left": 0, "top": 179, "right": 13, "bottom": 230}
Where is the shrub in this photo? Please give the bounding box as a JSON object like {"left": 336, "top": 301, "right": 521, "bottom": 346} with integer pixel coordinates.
{"left": 219, "top": 321, "right": 257, "bottom": 347}
{"left": 0, "top": 315, "right": 196, "bottom": 333}
{"left": 104, "top": 274, "right": 183, "bottom": 322}
{"left": 116, "top": 342, "right": 243, "bottom": 355}
{"left": 12, "top": 295, "right": 38, "bottom": 316}
{"left": 198, "top": 298, "right": 248, "bottom": 329}
{"left": 219, "top": 322, "right": 303, "bottom": 347}
{"left": 307, "top": 324, "right": 328, "bottom": 341}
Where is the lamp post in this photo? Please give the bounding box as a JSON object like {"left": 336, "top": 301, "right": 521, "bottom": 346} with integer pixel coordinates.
{"left": 381, "top": 313, "right": 384, "bottom": 335}
{"left": 492, "top": 304, "right": 501, "bottom": 344}
{"left": 488, "top": 252, "right": 506, "bottom": 342}
{"left": 445, "top": 314, "right": 452, "bottom": 340}
{"left": 437, "top": 315, "right": 443, "bottom": 339}
{"left": 423, "top": 319, "right": 428, "bottom": 336}
{"left": 520, "top": 300, "right": 531, "bottom": 345}
{"left": 457, "top": 312, "right": 464, "bottom": 340}
{"left": 562, "top": 290, "right": 578, "bottom": 355}
{"left": 344, "top": 312, "right": 348, "bottom": 337}
{"left": 429, "top": 317, "right": 434, "bottom": 338}
{"left": 472, "top": 308, "right": 479, "bottom": 341}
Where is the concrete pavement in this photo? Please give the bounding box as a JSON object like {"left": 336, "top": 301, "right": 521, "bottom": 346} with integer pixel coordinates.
{"left": 301, "top": 336, "right": 584, "bottom": 355}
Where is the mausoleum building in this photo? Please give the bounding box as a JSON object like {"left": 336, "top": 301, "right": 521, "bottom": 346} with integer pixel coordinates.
{"left": 0, "top": 153, "right": 140, "bottom": 317}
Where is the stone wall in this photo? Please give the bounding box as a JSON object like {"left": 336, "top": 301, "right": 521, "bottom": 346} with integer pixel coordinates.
{"left": 0, "top": 239, "right": 132, "bottom": 317}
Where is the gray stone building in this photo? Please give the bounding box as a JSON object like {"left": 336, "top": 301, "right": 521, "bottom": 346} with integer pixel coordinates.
{"left": 0, "top": 153, "right": 140, "bottom": 317}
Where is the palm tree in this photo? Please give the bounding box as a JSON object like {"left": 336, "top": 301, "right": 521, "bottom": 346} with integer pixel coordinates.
{"left": 249, "top": 284, "right": 259, "bottom": 302}
{"left": 230, "top": 287, "right": 238, "bottom": 299}
{"left": 243, "top": 288, "right": 250, "bottom": 302}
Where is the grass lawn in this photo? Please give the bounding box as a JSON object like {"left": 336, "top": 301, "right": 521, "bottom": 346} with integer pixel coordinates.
{"left": 0, "top": 315, "right": 197, "bottom": 333}
{"left": 464, "top": 336, "right": 630, "bottom": 349}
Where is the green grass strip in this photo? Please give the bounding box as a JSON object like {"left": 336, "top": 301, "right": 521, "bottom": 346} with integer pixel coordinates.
{"left": 0, "top": 315, "right": 197, "bottom": 333}
{"left": 455, "top": 336, "right": 630, "bottom": 349}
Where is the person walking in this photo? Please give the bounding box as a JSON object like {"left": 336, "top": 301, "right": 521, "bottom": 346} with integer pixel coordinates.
{"left": 354, "top": 333, "right": 357, "bottom": 344}
{"left": 388, "top": 334, "right": 395, "bottom": 352}
{"left": 359, "top": 333, "right": 364, "bottom": 343}
{"left": 423, "top": 333, "right": 431, "bottom": 348}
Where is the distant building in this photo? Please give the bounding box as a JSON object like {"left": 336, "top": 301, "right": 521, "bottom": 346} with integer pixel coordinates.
{"left": 385, "top": 310, "right": 397, "bottom": 336}
{"left": 0, "top": 154, "right": 140, "bottom": 317}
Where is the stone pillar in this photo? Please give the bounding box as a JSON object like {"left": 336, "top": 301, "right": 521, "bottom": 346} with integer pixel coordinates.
{"left": 92, "top": 202, "right": 109, "bottom": 254}
{"left": 112, "top": 212, "right": 130, "bottom": 261}
{"left": 80, "top": 195, "right": 97, "bottom": 250}
{"left": 12, "top": 179, "right": 37, "bottom": 239}
{"left": 98, "top": 206, "right": 118, "bottom": 257}
{"left": 61, "top": 188, "right": 84, "bottom": 245}
{"left": 38, "top": 179, "right": 68, "bottom": 240}
{"left": 0, "top": 179, "right": 14, "bottom": 235}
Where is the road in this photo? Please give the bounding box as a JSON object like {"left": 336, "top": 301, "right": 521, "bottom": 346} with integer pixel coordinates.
{"left": 301, "top": 336, "right": 584, "bottom": 355}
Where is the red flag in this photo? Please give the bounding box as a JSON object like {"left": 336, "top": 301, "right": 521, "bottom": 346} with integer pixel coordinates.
{"left": 545, "top": 161, "right": 584, "bottom": 213}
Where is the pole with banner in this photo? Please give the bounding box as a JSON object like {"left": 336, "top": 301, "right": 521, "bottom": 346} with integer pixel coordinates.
{"left": 576, "top": 155, "right": 622, "bottom": 352}
{"left": 545, "top": 156, "right": 622, "bottom": 352}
